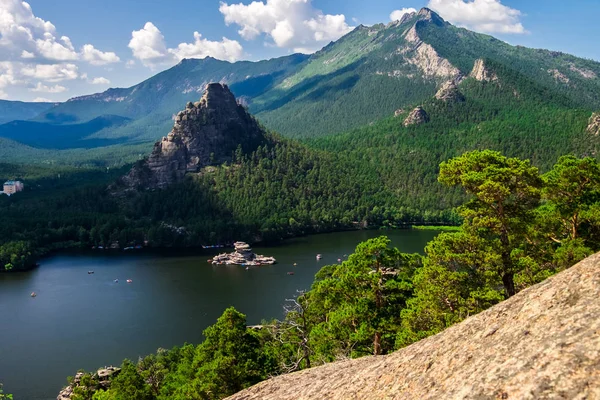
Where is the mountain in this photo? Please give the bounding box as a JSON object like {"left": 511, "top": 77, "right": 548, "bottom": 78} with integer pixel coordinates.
{"left": 254, "top": 8, "right": 600, "bottom": 138}
{"left": 4, "top": 7, "right": 600, "bottom": 167}
{"left": 32, "top": 54, "right": 308, "bottom": 142}
{"left": 120, "top": 83, "right": 267, "bottom": 190}
{"left": 0, "top": 99, "right": 56, "bottom": 125}
{"left": 227, "top": 251, "right": 600, "bottom": 400}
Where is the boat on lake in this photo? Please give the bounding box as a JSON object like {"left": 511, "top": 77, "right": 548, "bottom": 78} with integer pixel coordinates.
{"left": 126, "top": 279, "right": 132, "bottom": 284}
{"left": 88, "top": 271, "right": 94, "bottom": 274}
{"left": 316, "top": 254, "right": 322, "bottom": 260}
{"left": 30, "top": 292, "right": 36, "bottom": 297}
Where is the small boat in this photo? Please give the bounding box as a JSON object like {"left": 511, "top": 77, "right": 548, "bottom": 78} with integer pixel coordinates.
{"left": 316, "top": 254, "right": 322, "bottom": 260}
{"left": 126, "top": 279, "right": 133, "bottom": 284}
{"left": 30, "top": 292, "right": 37, "bottom": 297}
{"left": 293, "top": 263, "right": 297, "bottom": 266}
{"left": 245, "top": 266, "right": 249, "bottom": 270}
{"left": 114, "top": 279, "right": 119, "bottom": 283}
{"left": 337, "top": 258, "right": 342, "bottom": 263}
{"left": 287, "top": 272, "right": 295, "bottom": 276}
{"left": 88, "top": 271, "right": 95, "bottom": 274}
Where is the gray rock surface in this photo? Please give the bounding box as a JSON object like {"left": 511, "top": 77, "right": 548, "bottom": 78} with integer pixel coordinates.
{"left": 227, "top": 252, "right": 600, "bottom": 400}
{"left": 403, "top": 106, "right": 429, "bottom": 126}
{"left": 587, "top": 112, "right": 600, "bottom": 135}
{"left": 435, "top": 80, "right": 465, "bottom": 102}
{"left": 470, "top": 59, "right": 498, "bottom": 82}
{"left": 122, "top": 83, "right": 266, "bottom": 190}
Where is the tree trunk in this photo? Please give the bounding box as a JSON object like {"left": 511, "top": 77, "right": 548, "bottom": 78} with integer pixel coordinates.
{"left": 374, "top": 331, "right": 382, "bottom": 356}
{"left": 502, "top": 272, "right": 516, "bottom": 298}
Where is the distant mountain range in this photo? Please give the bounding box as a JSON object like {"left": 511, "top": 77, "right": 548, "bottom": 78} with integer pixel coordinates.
{"left": 0, "top": 99, "right": 56, "bottom": 125}
{"left": 1, "top": 8, "right": 599, "bottom": 165}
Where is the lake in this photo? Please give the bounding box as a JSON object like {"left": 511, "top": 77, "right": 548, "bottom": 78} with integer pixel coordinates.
{"left": 0, "top": 229, "right": 439, "bottom": 399}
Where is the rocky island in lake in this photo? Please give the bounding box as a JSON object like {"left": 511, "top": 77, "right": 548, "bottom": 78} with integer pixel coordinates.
{"left": 211, "top": 242, "right": 276, "bottom": 266}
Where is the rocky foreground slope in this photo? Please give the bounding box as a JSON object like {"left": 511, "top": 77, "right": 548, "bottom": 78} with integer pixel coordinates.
{"left": 227, "top": 253, "right": 600, "bottom": 400}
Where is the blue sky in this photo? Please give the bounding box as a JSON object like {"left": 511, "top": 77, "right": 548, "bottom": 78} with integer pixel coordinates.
{"left": 1, "top": 0, "right": 599, "bottom": 102}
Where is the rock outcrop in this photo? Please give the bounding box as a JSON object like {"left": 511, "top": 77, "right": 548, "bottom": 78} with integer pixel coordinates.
{"left": 57, "top": 367, "right": 120, "bottom": 400}
{"left": 548, "top": 68, "right": 570, "bottom": 84}
{"left": 403, "top": 106, "right": 429, "bottom": 126}
{"left": 227, "top": 252, "right": 600, "bottom": 400}
{"left": 587, "top": 112, "right": 600, "bottom": 135}
{"left": 470, "top": 58, "right": 498, "bottom": 82}
{"left": 121, "top": 83, "right": 266, "bottom": 190}
{"left": 401, "top": 10, "right": 461, "bottom": 80}
{"left": 435, "top": 80, "right": 465, "bottom": 102}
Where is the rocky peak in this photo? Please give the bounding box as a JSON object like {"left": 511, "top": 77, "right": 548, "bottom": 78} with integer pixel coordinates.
{"left": 416, "top": 7, "right": 445, "bottom": 25}
{"left": 587, "top": 112, "right": 600, "bottom": 135}
{"left": 435, "top": 80, "right": 465, "bottom": 102}
{"left": 227, "top": 252, "right": 600, "bottom": 400}
{"left": 470, "top": 59, "right": 499, "bottom": 82}
{"left": 403, "top": 106, "right": 430, "bottom": 127}
{"left": 121, "top": 83, "right": 266, "bottom": 190}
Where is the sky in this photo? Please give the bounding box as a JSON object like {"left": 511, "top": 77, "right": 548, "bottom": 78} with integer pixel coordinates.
{"left": 0, "top": 0, "right": 598, "bottom": 102}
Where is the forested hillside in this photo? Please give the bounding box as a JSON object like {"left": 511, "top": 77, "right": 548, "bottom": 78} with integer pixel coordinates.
{"left": 3, "top": 8, "right": 600, "bottom": 165}
{"left": 58, "top": 150, "right": 600, "bottom": 400}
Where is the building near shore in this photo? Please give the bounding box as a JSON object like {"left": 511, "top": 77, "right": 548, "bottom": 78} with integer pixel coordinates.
{"left": 3, "top": 180, "right": 24, "bottom": 195}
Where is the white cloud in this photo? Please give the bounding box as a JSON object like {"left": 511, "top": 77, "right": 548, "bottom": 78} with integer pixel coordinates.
{"left": 30, "top": 82, "right": 67, "bottom": 93}
{"left": 81, "top": 44, "right": 120, "bottom": 66}
{"left": 32, "top": 96, "right": 52, "bottom": 102}
{"left": 129, "top": 22, "right": 244, "bottom": 68}
{"left": 21, "top": 63, "right": 78, "bottom": 82}
{"left": 169, "top": 32, "right": 243, "bottom": 63}
{"left": 125, "top": 59, "right": 136, "bottom": 68}
{"left": 428, "top": 0, "right": 526, "bottom": 34}
{"left": 0, "top": 1, "right": 117, "bottom": 62}
{"left": 34, "top": 33, "right": 78, "bottom": 60}
{"left": 0, "top": 1, "right": 122, "bottom": 98}
{"left": 219, "top": 0, "right": 353, "bottom": 52}
{"left": 90, "top": 76, "right": 110, "bottom": 85}
{"left": 128, "top": 22, "right": 171, "bottom": 67}
{"left": 390, "top": 8, "right": 417, "bottom": 21}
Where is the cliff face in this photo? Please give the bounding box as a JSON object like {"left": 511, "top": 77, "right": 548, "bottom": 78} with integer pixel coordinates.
{"left": 470, "top": 59, "right": 499, "bottom": 82}
{"left": 122, "top": 83, "right": 266, "bottom": 190}
{"left": 588, "top": 112, "right": 600, "bottom": 135}
{"left": 227, "top": 253, "right": 600, "bottom": 400}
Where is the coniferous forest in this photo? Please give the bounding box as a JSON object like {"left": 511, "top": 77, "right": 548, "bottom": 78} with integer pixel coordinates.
{"left": 1, "top": 7, "right": 600, "bottom": 399}
{"left": 57, "top": 150, "right": 600, "bottom": 400}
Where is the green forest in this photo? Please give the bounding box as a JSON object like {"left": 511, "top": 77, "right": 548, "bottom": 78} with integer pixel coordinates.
{"left": 59, "top": 150, "right": 600, "bottom": 399}
{"left": 2, "top": 57, "right": 598, "bottom": 273}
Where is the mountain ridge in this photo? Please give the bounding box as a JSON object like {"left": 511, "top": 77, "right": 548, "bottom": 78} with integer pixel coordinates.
{"left": 2, "top": 7, "right": 599, "bottom": 165}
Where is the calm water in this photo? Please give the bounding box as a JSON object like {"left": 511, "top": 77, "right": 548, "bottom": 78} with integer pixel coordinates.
{"left": 0, "top": 229, "right": 439, "bottom": 399}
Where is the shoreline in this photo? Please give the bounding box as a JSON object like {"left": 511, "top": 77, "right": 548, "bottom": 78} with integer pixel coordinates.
{"left": 1, "top": 224, "right": 457, "bottom": 273}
